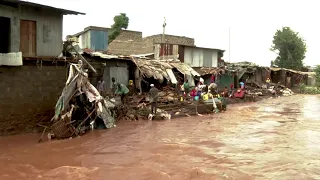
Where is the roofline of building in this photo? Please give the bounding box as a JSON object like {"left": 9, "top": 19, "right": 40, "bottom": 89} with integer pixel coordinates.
{"left": 143, "top": 34, "right": 194, "bottom": 40}
{"left": 191, "top": 46, "right": 225, "bottom": 52}
{"left": 1, "top": 0, "right": 85, "bottom": 15}
{"left": 153, "top": 43, "right": 224, "bottom": 52}
{"left": 73, "top": 26, "right": 142, "bottom": 37}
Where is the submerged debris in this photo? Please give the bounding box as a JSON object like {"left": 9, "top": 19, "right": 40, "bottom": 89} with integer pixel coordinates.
{"left": 39, "top": 62, "right": 116, "bottom": 141}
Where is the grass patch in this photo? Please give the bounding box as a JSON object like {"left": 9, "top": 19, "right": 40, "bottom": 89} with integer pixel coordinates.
{"left": 298, "top": 84, "right": 320, "bottom": 94}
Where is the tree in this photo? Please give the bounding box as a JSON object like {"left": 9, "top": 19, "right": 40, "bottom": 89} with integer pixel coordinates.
{"left": 270, "top": 27, "right": 307, "bottom": 70}
{"left": 314, "top": 65, "right": 320, "bottom": 86}
{"left": 108, "top": 13, "right": 129, "bottom": 44}
{"left": 270, "top": 60, "right": 275, "bottom": 67}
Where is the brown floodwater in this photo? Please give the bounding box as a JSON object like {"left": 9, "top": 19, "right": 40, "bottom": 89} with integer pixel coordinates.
{"left": 1, "top": 95, "right": 320, "bottom": 180}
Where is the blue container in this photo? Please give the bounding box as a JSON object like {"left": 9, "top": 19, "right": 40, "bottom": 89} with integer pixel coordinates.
{"left": 195, "top": 96, "right": 199, "bottom": 101}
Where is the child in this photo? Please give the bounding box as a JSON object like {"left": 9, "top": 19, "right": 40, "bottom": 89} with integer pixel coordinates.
{"left": 190, "top": 88, "right": 197, "bottom": 99}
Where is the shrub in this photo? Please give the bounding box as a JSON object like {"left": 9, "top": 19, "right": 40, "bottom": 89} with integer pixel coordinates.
{"left": 298, "top": 83, "right": 320, "bottom": 94}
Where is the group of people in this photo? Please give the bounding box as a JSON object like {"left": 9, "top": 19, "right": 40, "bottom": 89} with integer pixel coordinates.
{"left": 96, "top": 75, "right": 267, "bottom": 115}
{"left": 96, "top": 77, "right": 130, "bottom": 103}
{"left": 96, "top": 77, "right": 159, "bottom": 115}
{"left": 178, "top": 76, "right": 253, "bottom": 100}
{"left": 179, "top": 77, "right": 224, "bottom": 100}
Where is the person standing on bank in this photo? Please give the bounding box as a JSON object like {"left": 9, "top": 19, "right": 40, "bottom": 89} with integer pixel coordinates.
{"left": 111, "top": 77, "right": 117, "bottom": 95}
{"left": 149, "top": 84, "right": 159, "bottom": 115}
{"left": 114, "top": 83, "right": 129, "bottom": 104}
{"left": 97, "top": 77, "right": 106, "bottom": 96}
{"left": 183, "top": 79, "right": 190, "bottom": 95}
{"left": 266, "top": 77, "right": 271, "bottom": 89}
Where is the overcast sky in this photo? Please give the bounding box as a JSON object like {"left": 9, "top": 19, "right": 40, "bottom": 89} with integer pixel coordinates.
{"left": 28, "top": 0, "right": 319, "bottom": 66}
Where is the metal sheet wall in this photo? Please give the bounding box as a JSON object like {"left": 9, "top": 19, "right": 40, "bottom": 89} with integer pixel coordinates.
{"left": 103, "top": 66, "right": 111, "bottom": 88}
{"left": 110, "top": 66, "right": 129, "bottom": 87}
{"left": 79, "top": 31, "right": 90, "bottom": 49}
{"left": 183, "top": 46, "right": 219, "bottom": 68}
{"left": 90, "top": 30, "right": 108, "bottom": 51}
{"left": 192, "top": 48, "right": 203, "bottom": 67}
{"left": 103, "top": 61, "right": 129, "bottom": 89}
{"left": 217, "top": 74, "right": 233, "bottom": 88}
{"left": 0, "top": 4, "right": 63, "bottom": 56}
{"left": 184, "top": 47, "right": 193, "bottom": 65}
{"left": 211, "top": 50, "right": 218, "bottom": 67}
{"left": 203, "top": 49, "right": 212, "bottom": 67}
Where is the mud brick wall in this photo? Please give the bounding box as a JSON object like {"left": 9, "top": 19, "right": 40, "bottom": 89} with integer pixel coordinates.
{"left": 143, "top": 34, "right": 195, "bottom": 47}
{"left": 108, "top": 30, "right": 146, "bottom": 55}
{"left": 142, "top": 34, "right": 195, "bottom": 54}
{"left": 114, "top": 30, "right": 143, "bottom": 42}
{"left": 108, "top": 41, "right": 147, "bottom": 55}
{"left": 0, "top": 64, "right": 67, "bottom": 135}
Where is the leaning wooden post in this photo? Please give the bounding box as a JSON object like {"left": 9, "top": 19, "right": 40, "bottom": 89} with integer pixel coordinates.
{"left": 70, "top": 44, "right": 97, "bottom": 74}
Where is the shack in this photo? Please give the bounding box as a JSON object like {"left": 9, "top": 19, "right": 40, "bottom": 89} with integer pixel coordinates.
{"left": 0, "top": 0, "right": 84, "bottom": 63}
{"left": 82, "top": 51, "right": 134, "bottom": 90}
{"left": 226, "top": 62, "right": 270, "bottom": 88}
{"left": 132, "top": 59, "right": 200, "bottom": 92}
{"left": 301, "top": 72, "right": 316, "bottom": 86}
{"left": 0, "top": 1, "right": 84, "bottom": 135}
{"left": 80, "top": 50, "right": 201, "bottom": 94}
{"left": 270, "top": 68, "right": 308, "bottom": 88}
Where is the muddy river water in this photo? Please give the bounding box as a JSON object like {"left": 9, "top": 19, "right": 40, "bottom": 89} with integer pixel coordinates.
{"left": 1, "top": 95, "right": 320, "bottom": 180}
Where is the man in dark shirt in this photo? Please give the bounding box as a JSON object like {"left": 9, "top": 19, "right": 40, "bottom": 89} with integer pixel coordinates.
{"left": 149, "top": 84, "right": 159, "bottom": 114}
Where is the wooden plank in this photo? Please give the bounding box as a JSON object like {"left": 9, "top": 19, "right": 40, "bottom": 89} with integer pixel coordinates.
{"left": 31, "top": 20, "right": 36, "bottom": 56}
{"left": 23, "top": 56, "right": 78, "bottom": 63}
{"left": 20, "top": 20, "right": 36, "bottom": 57}
{"left": 20, "top": 20, "right": 28, "bottom": 56}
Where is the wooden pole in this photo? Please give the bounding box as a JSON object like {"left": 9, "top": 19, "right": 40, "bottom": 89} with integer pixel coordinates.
{"left": 71, "top": 44, "right": 97, "bottom": 74}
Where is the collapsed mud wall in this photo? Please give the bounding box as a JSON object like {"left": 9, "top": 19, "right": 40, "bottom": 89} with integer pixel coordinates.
{"left": 0, "top": 63, "right": 67, "bottom": 135}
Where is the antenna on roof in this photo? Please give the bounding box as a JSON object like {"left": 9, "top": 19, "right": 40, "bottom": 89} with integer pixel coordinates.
{"left": 162, "top": 17, "right": 166, "bottom": 61}
{"left": 229, "top": 27, "right": 231, "bottom": 63}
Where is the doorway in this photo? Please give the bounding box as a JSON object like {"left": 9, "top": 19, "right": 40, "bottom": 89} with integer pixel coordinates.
{"left": 0, "top": 16, "right": 10, "bottom": 53}
{"left": 20, "top": 20, "right": 36, "bottom": 57}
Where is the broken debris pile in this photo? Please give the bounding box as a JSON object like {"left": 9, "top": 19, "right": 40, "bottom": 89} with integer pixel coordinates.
{"left": 115, "top": 103, "right": 151, "bottom": 121}
{"left": 158, "top": 86, "right": 178, "bottom": 103}
{"left": 50, "top": 62, "right": 116, "bottom": 139}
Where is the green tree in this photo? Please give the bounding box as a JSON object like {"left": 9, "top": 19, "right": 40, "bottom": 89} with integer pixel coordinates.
{"left": 270, "top": 60, "right": 275, "bottom": 67}
{"left": 108, "top": 13, "right": 129, "bottom": 44}
{"left": 271, "top": 27, "right": 307, "bottom": 70}
{"left": 314, "top": 65, "right": 320, "bottom": 85}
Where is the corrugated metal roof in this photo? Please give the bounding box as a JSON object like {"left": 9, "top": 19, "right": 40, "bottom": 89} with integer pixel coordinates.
{"left": 82, "top": 50, "right": 200, "bottom": 82}
{"left": 73, "top": 26, "right": 142, "bottom": 37}
{"left": 130, "top": 53, "right": 154, "bottom": 58}
{"left": 170, "top": 62, "right": 200, "bottom": 76}
{"left": 132, "top": 59, "right": 200, "bottom": 82}
{"left": 270, "top": 67, "right": 308, "bottom": 75}
{"left": 83, "top": 51, "right": 132, "bottom": 61}
{"left": 1, "top": 0, "right": 85, "bottom": 15}
{"left": 301, "top": 72, "right": 316, "bottom": 76}
{"left": 193, "top": 67, "right": 225, "bottom": 76}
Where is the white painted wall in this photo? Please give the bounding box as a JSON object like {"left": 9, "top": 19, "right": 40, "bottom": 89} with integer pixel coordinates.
{"left": 194, "top": 48, "right": 203, "bottom": 67}
{"left": 0, "top": 52, "right": 22, "bottom": 66}
{"left": 184, "top": 47, "right": 219, "bottom": 67}
{"left": 184, "top": 47, "right": 193, "bottom": 65}
{"left": 212, "top": 50, "right": 218, "bottom": 67}
{"left": 79, "top": 31, "right": 91, "bottom": 49}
